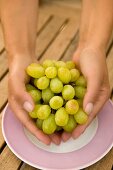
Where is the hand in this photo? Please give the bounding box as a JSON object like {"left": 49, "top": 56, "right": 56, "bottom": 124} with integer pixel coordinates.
{"left": 8, "top": 55, "right": 61, "bottom": 145}
{"left": 62, "top": 47, "right": 110, "bottom": 141}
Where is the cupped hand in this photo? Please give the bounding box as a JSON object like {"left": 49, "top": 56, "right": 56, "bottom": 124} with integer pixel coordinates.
{"left": 62, "top": 47, "right": 110, "bottom": 141}
{"left": 8, "top": 56, "right": 61, "bottom": 145}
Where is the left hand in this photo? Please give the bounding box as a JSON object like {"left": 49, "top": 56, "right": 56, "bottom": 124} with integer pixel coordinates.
{"left": 62, "top": 47, "right": 110, "bottom": 141}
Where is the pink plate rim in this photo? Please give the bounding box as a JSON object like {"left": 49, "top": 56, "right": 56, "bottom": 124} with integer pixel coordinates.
{"left": 2, "top": 100, "right": 113, "bottom": 170}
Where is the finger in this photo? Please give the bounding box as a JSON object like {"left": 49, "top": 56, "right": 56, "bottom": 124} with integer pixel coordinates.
{"left": 72, "top": 89, "right": 109, "bottom": 139}
{"left": 49, "top": 133, "right": 61, "bottom": 145}
{"left": 62, "top": 132, "right": 72, "bottom": 142}
{"left": 9, "top": 98, "right": 51, "bottom": 145}
{"left": 83, "top": 74, "right": 101, "bottom": 114}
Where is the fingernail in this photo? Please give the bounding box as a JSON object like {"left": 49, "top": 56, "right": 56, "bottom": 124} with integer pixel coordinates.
{"left": 85, "top": 103, "right": 93, "bottom": 115}
{"left": 23, "top": 101, "right": 34, "bottom": 112}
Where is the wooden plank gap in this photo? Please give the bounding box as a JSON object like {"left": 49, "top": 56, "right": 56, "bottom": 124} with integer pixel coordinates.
{"left": 17, "top": 162, "right": 24, "bottom": 170}
{"left": 0, "top": 48, "right": 5, "bottom": 55}
{"left": 0, "top": 100, "right": 8, "bottom": 114}
{"left": 107, "top": 40, "right": 113, "bottom": 57}
{"left": 60, "top": 30, "right": 79, "bottom": 60}
{"left": 0, "top": 143, "right": 6, "bottom": 154}
{"left": 37, "top": 18, "right": 69, "bottom": 60}
{"left": 37, "top": 15, "right": 53, "bottom": 36}
{"left": 0, "top": 70, "right": 8, "bottom": 82}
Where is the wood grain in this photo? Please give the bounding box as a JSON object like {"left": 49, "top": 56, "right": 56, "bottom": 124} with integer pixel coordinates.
{"left": 0, "top": 146, "right": 21, "bottom": 170}
{"left": 41, "top": 19, "right": 79, "bottom": 61}
{"left": 40, "top": 2, "right": 81, "bottom": 19}
{"left": 36, "top": 16, "right": 66, "bottom": 58}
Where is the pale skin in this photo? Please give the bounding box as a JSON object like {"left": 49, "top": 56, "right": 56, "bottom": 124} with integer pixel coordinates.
{"left": 0, "top": 0, "right": 113, "bottom": 145}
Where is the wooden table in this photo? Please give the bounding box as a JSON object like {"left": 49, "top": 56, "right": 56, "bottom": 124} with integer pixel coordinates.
{"left": 0, "top": 1, "right": 113, "bottom": 170}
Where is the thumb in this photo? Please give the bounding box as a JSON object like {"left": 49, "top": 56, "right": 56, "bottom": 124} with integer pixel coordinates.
{"left": 83, "top": 75, "right": 101, "bottom": 114}
{"left": 15, "top": 85, "right": 35, "bottom": 112}
{"left": 23, "top": 92, "right": 35, "bottom": 112}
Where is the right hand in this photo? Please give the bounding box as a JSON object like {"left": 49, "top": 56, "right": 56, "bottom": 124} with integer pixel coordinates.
{"left": 8, "top": 56, "right": 61, "bottom": 145}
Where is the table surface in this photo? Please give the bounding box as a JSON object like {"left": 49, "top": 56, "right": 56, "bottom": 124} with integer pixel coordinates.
{"left": 0, "top": 1, "right": 113, "bottom": 170}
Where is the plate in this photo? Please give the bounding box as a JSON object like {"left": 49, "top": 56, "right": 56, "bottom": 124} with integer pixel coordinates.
{"left": 2, "top": 100, "right": 113, "bottom": 170}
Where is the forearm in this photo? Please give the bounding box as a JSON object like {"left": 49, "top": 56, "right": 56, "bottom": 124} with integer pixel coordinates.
{"left": 79, "top": 0, "right": 113, "bottom": 52}
{"left": 0, "top": 0, "right": 39, "bottom": 61}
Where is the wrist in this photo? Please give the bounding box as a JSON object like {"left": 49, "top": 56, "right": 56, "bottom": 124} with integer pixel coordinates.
{"left": 8, "top": 54, "right": 37, "bottom": 75}
{"left": 78, "top": 41, "right": 106, "bottom": 58}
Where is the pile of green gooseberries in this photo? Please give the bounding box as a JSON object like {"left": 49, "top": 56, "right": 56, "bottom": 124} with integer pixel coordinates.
{"left": 26, "top": 60, "right": 88, "bottom": 135}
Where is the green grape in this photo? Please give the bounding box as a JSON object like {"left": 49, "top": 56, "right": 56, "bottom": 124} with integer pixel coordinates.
{"left": 34, "top": 78, "right": 38, "bottom": 87}
{"left": 50, "top": 78, "right": 63, "bottom": 93}
{"left": 49, "top": 96, "right": 63, "bottom": 110}
{"left": 55, "top": 61, "right": 66, "bottom": 68}
{"left": 74, "top": 108, "right": 88, "bottom": 124}
{"left": 55, "top": 107, "right": 69, "bottom": 126}
{"left": 62, "top": 85, "right": 75, "bottom": 100}
{"left": 36, "top": 119, "right": 43, "bottom": 130}
{"left": 37, "top": 105, "right": 51, "bottom": 120}
{"left": 42, "top": 114, "right": 57, "bottom": 134}
{"left": 74, "top": 86, "right": 86, "bottom": 99}
{"left": 63, "top": 115, "right": 77, "bottom": 132}
{"left": 75, "top": 76, "right": 87, "bottom": 87}
{"left": 26, "top": 63, "right": 45, "bottom": 78}
{"left": 66, "top": 61, "right": 75, "bottom": 70}
{"left": 37, "top": 76, "right": 50, "bottom": 90}
{"left": 29, "top": 89, "right": 41, "bottom": 103}
{"left": 65, "top": 99, "right": 79, "bottom": 115}
{"left": 56, "top": 126, "right": 62, "bottom": 131}
{"left": 42, "top": 87, "right": 54, "bottom": 103}
{"left": 70, "top": 69, "right": 80, "bottom": 82}
{"left": 58, "top": 67, "right": 71, "bottom": 84}
{"left": 77, "top": 99, "right": 83, "bottom": 107}
{"left": 45, "top": 66, "right": 57, "bottom": 79}
{"left": 29, "top": 104, "right": 41, "bottom": 118}
{"left": 26, "top": 84, "right": 36, "bottom": 91}
{"left": 42, "top": 59, "right": 54, "bottom": 68}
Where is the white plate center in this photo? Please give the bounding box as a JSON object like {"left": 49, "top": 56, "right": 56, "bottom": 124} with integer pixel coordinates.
{"left": 24, "top": 117, "right": 98, "bottom": 153}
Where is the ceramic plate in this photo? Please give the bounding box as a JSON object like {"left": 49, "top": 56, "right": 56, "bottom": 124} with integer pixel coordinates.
{"left": 2, "top": 100, "right": 113, "bottom": 170}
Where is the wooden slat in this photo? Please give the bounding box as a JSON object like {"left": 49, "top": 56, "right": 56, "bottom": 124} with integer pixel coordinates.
{"left": 41, "top": 19, "right": 79, "bottom": 61}
{"left": 0, "top": 113, "right": 5, "bottom": 149}
{"left": 50, "top": 0, "right": 82, "bottom": 9}
{"left": 0, "top": 146, "right": 21, "bottom": 170}
{"left": 37, "top": 11, "right": 51, "bottom": 31}
{"left": 107, "top": 46, "right": 113, "bottom": 91}
{"left": 40, "top": 2, "right": 80, "bottom": 19}
{"left": 20, "top": 164, "right": 37, "bottom": 170}
{"left": 0, "top": 75, "right": 8, "bottom": 111}
{"left": 62, "top": 33, "right": 79, "bottom": 61}
{"left": 36, "top": 16, "right": 66, "bottom": 58}
{"left": 0, "top": 52, "right": 8, "bottom": 80}
{"left": 0, "top": 25, "right": 4, "bottom": 52}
